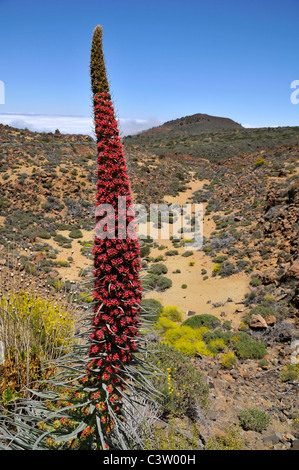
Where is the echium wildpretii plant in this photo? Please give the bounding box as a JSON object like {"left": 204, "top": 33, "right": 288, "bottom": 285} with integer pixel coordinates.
{"left": 90, "top": 24, "right": 143, "bottom": 398}
{"left": 82, "top": 24, "right": 157, "bottom": 447}
{"left": 0, "top": 25, "right": 158, "bottom": 451}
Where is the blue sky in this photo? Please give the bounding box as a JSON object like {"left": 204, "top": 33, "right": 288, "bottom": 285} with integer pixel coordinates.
{"left": 0, "top": 0, "right": 298, "bottom": 136}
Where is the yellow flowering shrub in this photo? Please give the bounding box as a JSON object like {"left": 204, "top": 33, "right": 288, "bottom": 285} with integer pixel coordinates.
{"left": 160, "top": 305, "right": 183, "bottom": 322}
{"left": 170, "top": 337, "right": 198, "bottom": 357}
{"left": 220, "top": 351, "right": 238, "bottom": 369}
{"left": 195, "top": 340, "right": 216, "bottom": 357}
{"left": 212, "top": 264, "right": 221, "bottom": 274}
{"left": 0, "top": 291, "right": 75, "bottom": 356}
{"left": 209, "top": 338, "right": 227, "bottom": 352}
{"left": 206, "top": 426, "right": 245, "bottom": 450}
{"left": 155, "top": 316, "right": 178, "bottom": 335}
{"left": 162, "top": 323, "right": 213, "bottom": 357}
{"left": 0, "top": 292, "right": 74, "bottom": 402}
{"left": 253, "top": 157, "right": 266, "bottom": 168}
{"left": 165, "top": 325, "right": 208, "bottom": 346}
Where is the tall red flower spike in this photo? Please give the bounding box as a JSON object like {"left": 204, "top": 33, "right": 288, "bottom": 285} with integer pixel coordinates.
{"left": 88, "top": 26, "right": 142, "bottom": 430}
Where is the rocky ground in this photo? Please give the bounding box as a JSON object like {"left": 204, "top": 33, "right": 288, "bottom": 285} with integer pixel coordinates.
{"left": 196, "top": 343, "right": 299, "bottom": 450}
{"left": 0, "top": 123, "right": 298, "bottom": 450}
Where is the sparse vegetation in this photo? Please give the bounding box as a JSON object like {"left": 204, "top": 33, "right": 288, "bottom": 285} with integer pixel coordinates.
{"left": 238, "top": 409, "right": 270, "bottom": 432}
{"left": 206, "top": 426, "right": 245, "bottom": 450}
{"left": 0, "top": 38, "right": 298, "bottom": 450}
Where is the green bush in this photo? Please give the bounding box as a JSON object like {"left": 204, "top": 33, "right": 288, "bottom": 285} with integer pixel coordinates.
{"left": 230, "top": 331, "right": 252, "bottom": 344}
{"left": 140, "top": 244, "right": 151, "bottom": 258}
{"left": 212, "top": 255, "right": 228, "bottom": 264}
{"left": 203, "top": 329, "right": 267, "bottom": 360}
{"left": 182, "top": 314, "right": 221, "bottom": 330}
{"left": 203, "top": 327, "right": 233, "bottom": 345}
{"left": 238, "top": 409, "right": 270, "bottom": 432}
{"left": 62, "top": 243, "right": 72, "bottom": 249}
{"left": 69, "top": 229, "right": 83, "bottom": 239}
{"left": 36, "top": 230, "right": 51, "bottom": 239}
{"left": 249, "top": 276, "right": 262, "bottom": 287}
{"left": 54, "top": 234, "right": 70, "bottom": 246}
{"left": 156, "top": 276, "right": 172, "bottom": 291}
{"left": 165, "top": 250, "right": 178, "bottom": 256}
{"left": 222, "top": 320, "right": 232, "bottom": 330}
{"left": 234, "top": 337, "right": 267, "bottom": 360}
{"left": 181, "top": 250, "right": 193, "bottom": 257}
{"left": 55, "top": 223, "right": 70, "bottom": 230}
{"left": 219, "top": 261, "right": 236, "bottom": 277}
{"left": 148, "top": 263, "right": 168, "bottom": 275}
{"left": 146, "top": 342, "right": 209, "bottom": 419}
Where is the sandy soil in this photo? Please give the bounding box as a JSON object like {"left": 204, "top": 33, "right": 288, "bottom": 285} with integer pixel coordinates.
{"left": 40, "top": 229, "right": 94, "bottom": 281}
{"left": 16, "top": 175, "right": 250, "bottom": 325}
{"left": 143, "top": 177, "right": 251, "bottom": 325}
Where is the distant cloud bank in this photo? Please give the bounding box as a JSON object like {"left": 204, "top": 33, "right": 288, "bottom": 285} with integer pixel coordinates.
{"left": 242, "top": 123, "right": 279, "bottom": 129}
{"left": 0, "top": 113, "right": 161, "bottom": 137}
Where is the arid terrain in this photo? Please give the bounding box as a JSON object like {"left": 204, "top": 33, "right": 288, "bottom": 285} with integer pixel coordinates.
{"left": 0, "top": 119, "right": 298, "bottom": 450}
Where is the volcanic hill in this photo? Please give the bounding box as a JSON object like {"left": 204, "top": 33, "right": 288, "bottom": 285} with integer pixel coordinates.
{"left": 134, "top": 112, "right": 243, "bottom": 137}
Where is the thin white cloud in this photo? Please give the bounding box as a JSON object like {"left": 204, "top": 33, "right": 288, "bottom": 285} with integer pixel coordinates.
{"left": 241, "top": 123, "right": 257, "bottom": 128}
{"left": 241, "top": 123, "right": 279, "bottom": 129}
{"left": 0, "top": 113, "right": 95, "bottom": 136}
{"left": 118, "top": 117, "right": 161, "bottom": 136}
{"left": 0, "top": 113, "right": 161, "bottom": 137}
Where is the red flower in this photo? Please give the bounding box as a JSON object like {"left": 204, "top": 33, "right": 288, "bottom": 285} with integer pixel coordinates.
{"left": 89, "top": 51, "right": 142, "bottom": 405}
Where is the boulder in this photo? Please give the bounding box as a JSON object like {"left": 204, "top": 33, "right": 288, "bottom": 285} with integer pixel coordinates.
{"left": 260, "top": 269, "right": 279, "bottom": 285}
{"left": 291, "top": 439, "right": 299, "bottom": 451}
{"left": 33, "top": 252, "right": 45, "bottom": 263}
{"left": 265, "top": 315, "right": 276, "bottom": 327}
{"left": 285, "top": 258, "right": 299, "bottom": 280}
{"left": 262, "top": 432, "right": 281, "bottom": 445}
{"left": 249, "top": 314, "right": 268, "bottom": 329}
{"left": 47, "top": 271, "right": 60, "bottom": 279}
{"left": 290, "top": 339, "right": 299, "bottom": 365}
{"left": 186, "top": 310, "right": 196, "bottom": 316}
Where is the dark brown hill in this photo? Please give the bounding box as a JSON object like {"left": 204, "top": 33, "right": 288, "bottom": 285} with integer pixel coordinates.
{"left": 135, "top": 112, "right": 243, "bottom": 137}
